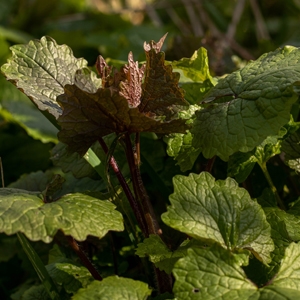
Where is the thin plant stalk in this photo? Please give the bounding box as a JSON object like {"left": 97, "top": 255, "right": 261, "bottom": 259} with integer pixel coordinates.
{"left": 66, "top": 236, "right": 102, "bottom": 281}
{"left": 258, "top": 161, "right": 286, "bottom": 210}
{"left": 123, "top": 132, "right": 161, "bottom": 236}
{"left": 98, "top": 137, "right": 148, "bottom": 236}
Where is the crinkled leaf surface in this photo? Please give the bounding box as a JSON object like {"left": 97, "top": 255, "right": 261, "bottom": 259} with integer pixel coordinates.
{"left": 282, "top": 129, "right": 300, "bottom": 172}
{"left": 0, "top": 188, "right": 123, "bottom": 243}
{"left": 165, "top": 105, "right": 201, "bottom": 172}
{"left": 1, "top": 36, "right": 88, "bottom": 119}
{"left": 258, "top": 208, "right": 294, "bottom": 281}
{"left": 46, "top": 262, "right": 93, "bottom": 293}
{"left": 228, "top": 135, "right": 283, "bottom": 183}
{"left": 227, "top": 150, "right": 257, "bottom": 183}
{"left": 140, "top": 34, "right": 189, "bottom": 119}
{"left": 72, "top": 276, "right": 151, "bottom": 300}
{"left": 244, "top": 206, "right": 294, "bottom": 287}
{"left": 8, "top": 170, "right": 106, "bottom": 200}
{"left": 161, "top": 172, "right": 274, "bottom": 264}
{"left": 173, "top": 243, "right": 300, "bottom": 299}
{"left": 172, "top": 244, "right": 258, "bottom": 300}
{"left": 259, "top": 242, "right": 300, "bottom": 298}
{"left": 57, "top": 84, "right": 188, "bottom": 155}
{"left": 192, "top": 46, "right": 300, "bottom": 160}
{"left": 265, "top": 207, "right": 300, "bottom": 241}
{"left": 165, "top": 131, "right": 201, "bottom": 172}
{"left": 135, "top": 234, "right": 186, "bottom": 274}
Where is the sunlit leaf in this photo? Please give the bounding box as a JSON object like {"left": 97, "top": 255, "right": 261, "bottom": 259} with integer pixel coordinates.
{"left": 0, "top": 188, "right": 124, "bottom": 243}
{"left": 1, "top": 36, "right": 88, "bottom": 119}
{"left": 72, "top": 276, "right": 151, "bottom": 300}
{"left": 162, "top": 172, "right": 274, "bottom": 264}
{"left": 192, "top": 46, "right": 300, "bottom": 160}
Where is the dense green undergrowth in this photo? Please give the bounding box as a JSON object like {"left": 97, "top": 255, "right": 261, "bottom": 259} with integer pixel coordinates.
{"left": 1, "top": 34, "right": 300, "bottom": 299}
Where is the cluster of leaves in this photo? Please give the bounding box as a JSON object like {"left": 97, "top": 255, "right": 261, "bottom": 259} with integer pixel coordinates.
{"left": 1, "top": 31, "right": 300, "bottom": 300}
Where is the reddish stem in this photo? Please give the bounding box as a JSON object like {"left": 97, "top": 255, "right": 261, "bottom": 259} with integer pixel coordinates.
{"left": 98, "top": 137, "right": 148, "bottom": 236}
{"left": 67, "top": 236, "right": 102, "bottom": 281}
{"left": 205, "top": 156, "right": 216, "bottom": 174}
{"left": 123, "top": 133, "right": 161, "bottom": 236}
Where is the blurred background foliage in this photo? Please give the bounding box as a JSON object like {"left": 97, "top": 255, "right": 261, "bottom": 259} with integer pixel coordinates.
{"left": 1, "top": 0, "right": 300, "bottom": 298}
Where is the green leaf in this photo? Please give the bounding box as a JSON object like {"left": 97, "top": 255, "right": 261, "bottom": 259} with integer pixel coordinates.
{"left": 165, "top": 131, "right": 201, "bottom": 172}
{"left": 135, "top": 234, "right": 186, "bottom": 274}
{"left": 261, "top": 208, "right": 294, "bottom": 279}
{"left": 171, "top": 47, "right": 213, "bottom": 83}
{"left": 50, "top": 142, "right": 100, "bottom": 179}
{"left": 46, "top": 262, "right": 93, "bottom": 293}
{"left": 161, "top": 172, "right": 274, "bottom": 264}
{"left": 1, "top": 36, "right": 88, "bottom": 119}
{"left": 171, "top": 47, "right": 216, "bottom": 104}
{"left": 0, "top": 189, "right": 124, "bottom": 243}
{"left": 72, "top": 276, "right": 151, "bottom": 300}
{"left": 21, "top": 284, "right": 51, "bottom": 300}
{"left": 228, "top": 135, "right": 283, "bottom": 183}
{"left": 172, "top": 244, "right": 258, "bottom": 300}
{"left": 192, "top": 46, "right": 300, "bottom": 160}
{"left": 8, "top": 170, "right": 53, "bottom": 192}
{"left": 282, "top": 129, "right": 300, "bottom": 172}
{"left": 17, "top": 233, "right": 60, "bottom": 300}
{"left": 180, "top": 80, "right": 214, "bottom": 104}
{"left": 265, "top": 207, "right": 300, "bottom": 241}
{"left": 227, "top": 150, "right": 257, "bottom": 183}
{"left": 0, "top": 76, "right": 58, "bottom": 143}
{"left": 260, "top": 242, "right": 300, "bottom": 298}
{"left": 8, "top": 170, "right": 107, "bottom": 199}
{"left": 165, "top": 105, "right": 201, "bottom": 172}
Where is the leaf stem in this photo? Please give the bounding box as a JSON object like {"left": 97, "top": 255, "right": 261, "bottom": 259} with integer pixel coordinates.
{"left": 98, "top": 137, "right": 148, "bottom": 236}
{"left": 124, "top": 133, "right": 161, "bottom": 236}
{"left": 66, "top": 236, "right": 103, "bottom": 281}
{"left": 205, "top": 156, "right": 216, "bottom": 174}
{"left": 258, "top": 162, "right": 286, "bottom": 210}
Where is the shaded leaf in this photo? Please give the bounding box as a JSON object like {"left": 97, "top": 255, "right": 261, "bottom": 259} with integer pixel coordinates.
{"left": 161, "top": 172, "right": 274, "bottom": 264}
{"left": 135, "top": 234, "right": 186, "bottom": 274}
{"left": 8, "top": 170, "right": 106, "bottom": 199}
{"left": 46, "top": 263, "right": 93, "bottom": 293}
{"left": 0, "top": 189, "right": 124, "bottom": 243}
{"left": 192, "top": 46, "right": 300, "bottom": 160}
{"left": 260, "top": 242, "right": 300, "bottom": 298}
{"left": 282, "top": 129, "right": 300, "bottom": 172}
{"left": 72, "top": 276, "right": 151, "bottom": 300}
{"left": 50, "top": 142, "right": 100, "bottom": 179}
{"left": 21, "top": 284, "right": 51, "bottom": 300}
{"left": 0, "top": 76, "right": 58, "bottom": 143}
{"left": 57, "top": 84, "right": 188, "bottom": 155}
{"left": 165, "top": 105, "right": 201, "bottom": 172}
{"left": 228, "top": 134, "right": 283, "bottom": 183}
{"left": 140, "top": 34, "right": 189, "bottom": 119}
{"left": 227, "top": 150, "right": 257, "bottom": 183}
{"left": 1, "top": 36, "right": 88, "bottom": 119}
